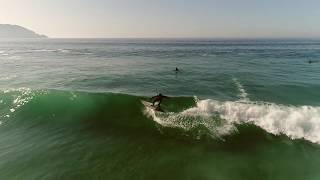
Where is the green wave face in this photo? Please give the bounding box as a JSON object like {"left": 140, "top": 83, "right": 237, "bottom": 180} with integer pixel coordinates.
{"left": 1, "top": 89, "right": 320, "bottom": 180}
{"left": 0, "top": 89, "right": 196, "bottom": 132}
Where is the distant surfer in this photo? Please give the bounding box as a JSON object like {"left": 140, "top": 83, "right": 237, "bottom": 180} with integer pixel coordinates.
{"left": 151, "top": 93, "right": 169, "bottom": 107}
{"left": 308, "top": 60, "right": 318, "bottom": 64}
{"left": 175, "top": 67, "right": 179, "bottom": 72}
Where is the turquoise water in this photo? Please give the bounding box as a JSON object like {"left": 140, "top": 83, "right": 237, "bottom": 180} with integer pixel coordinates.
{"left": 0, "top": 39, "right": 320, "bottom": 179}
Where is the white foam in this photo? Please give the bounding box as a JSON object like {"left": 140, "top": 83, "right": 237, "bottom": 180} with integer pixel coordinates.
{"left": 7, "top": 56, "right": 21, "bottom": 60}
{"left": 32, "top": 49, "right": 56, "bottom": 52}
{"left": 143, "top": 98, "right": 236, "bottom": 139}
{"left": 31, "top": 49, "right": 70, "bottom": 53}
{"left": 233, "top": 78, "right": 248, "bottom": 101}
{"left": 1, "top": 88, "right": 35, "bottom": 121}
{"left": 144, "top": 79, "right": 320, "bottom": 144}
{"left": 0, "top": 75, "right": 17, "bottom": 81}
{"left": 12, "top": 88, "right": 34, "bottom": 108}
{"left": 145, "top": 99, "right": 320, "bottom": 144}
{"left": 197, "top": 100, "right": 320, "bottom": 143}
{"left": 57, "top": 49, "right": 70, "bottom": 53}
{"left": 0, "top": 51, "right": 9, "bottom": 56}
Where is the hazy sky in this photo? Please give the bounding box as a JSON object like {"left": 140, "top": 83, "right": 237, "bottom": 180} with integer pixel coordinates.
{"left": 1, "top": 0, "right": 320, "bottom": 38}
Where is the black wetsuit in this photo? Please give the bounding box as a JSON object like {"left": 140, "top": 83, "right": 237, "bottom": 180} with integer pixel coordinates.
{"left": 151, "top": 94, "right": 169, "bottom": 106}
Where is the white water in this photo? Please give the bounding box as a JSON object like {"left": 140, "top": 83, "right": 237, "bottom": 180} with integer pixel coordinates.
{"left": 144, "top": 80, "right": 320, "bottom": 144}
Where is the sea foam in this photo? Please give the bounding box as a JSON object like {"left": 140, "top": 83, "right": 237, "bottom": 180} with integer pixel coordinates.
{"left": 145, "top": 80, "right": 320, "bottom": 144}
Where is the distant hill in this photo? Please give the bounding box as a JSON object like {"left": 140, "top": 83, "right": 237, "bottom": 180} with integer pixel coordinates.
{"left": 0, "top": 24, "right": 47, "bottom": 38}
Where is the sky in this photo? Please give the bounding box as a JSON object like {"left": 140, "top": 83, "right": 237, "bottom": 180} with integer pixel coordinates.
{"left": 1, "top": 0, "right": 320, "bottom": 38}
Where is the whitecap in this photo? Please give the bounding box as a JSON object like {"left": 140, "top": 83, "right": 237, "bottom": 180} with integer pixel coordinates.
{"left": 145, "top": 98, "right": 320, "bottom": 144}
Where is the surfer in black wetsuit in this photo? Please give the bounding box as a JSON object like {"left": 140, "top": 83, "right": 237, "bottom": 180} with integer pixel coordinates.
{"left": 151, "top": 93, "right": 169, "bottom": 107}
{"left": 175, "top": 67, "right": 179, "bottom": 72}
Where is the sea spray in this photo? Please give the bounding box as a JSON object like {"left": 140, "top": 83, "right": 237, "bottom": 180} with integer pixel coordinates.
{"left": 147, "top": 99, "right": 320, "bottom": 144}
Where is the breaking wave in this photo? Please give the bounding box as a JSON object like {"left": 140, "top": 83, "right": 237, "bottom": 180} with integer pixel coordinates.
{"left": 1, "top": 87, "right": 320, "bottom": 144}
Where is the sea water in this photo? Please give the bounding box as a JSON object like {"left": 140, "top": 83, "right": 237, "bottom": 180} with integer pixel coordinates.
{"left": 0, "top": 38, "right": 320, "bottom": 180}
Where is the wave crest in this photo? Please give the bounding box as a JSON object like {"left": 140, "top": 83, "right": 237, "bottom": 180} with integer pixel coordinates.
{"left": 146, "top": 98, "right": 320, "bottom": 144}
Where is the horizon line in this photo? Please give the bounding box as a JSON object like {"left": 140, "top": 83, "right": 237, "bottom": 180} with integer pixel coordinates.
{"left": 1, "top": 37, "right": 320, "bottom": 40}
{"left": 46, "top": 36, "right": 320, "bottom": 40}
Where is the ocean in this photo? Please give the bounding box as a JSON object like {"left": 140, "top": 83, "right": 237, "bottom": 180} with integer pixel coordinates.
{"left": 0, "top": 38, "right": 320, "bottom": 180}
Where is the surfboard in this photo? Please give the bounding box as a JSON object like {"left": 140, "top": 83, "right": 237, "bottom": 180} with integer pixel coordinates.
{"left": 141, "top": 100, "right": 164, "bottom": 112}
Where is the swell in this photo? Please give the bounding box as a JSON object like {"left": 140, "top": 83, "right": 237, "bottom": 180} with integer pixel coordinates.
{"left": 1, "top": 88, "right": 320, "bottom": 145}
{"left": 0, "top": 89, "right": 152, "bottom": 132}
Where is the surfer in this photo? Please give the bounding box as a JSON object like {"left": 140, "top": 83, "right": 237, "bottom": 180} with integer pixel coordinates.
{"left": 175, "top": 67, "right": 179, "bottom": 72}
{"left": 151, "top": 93, "right": 169, "bottom": 107}
{"left": 308, "top": 60, "right": 318, "bottom": 64}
